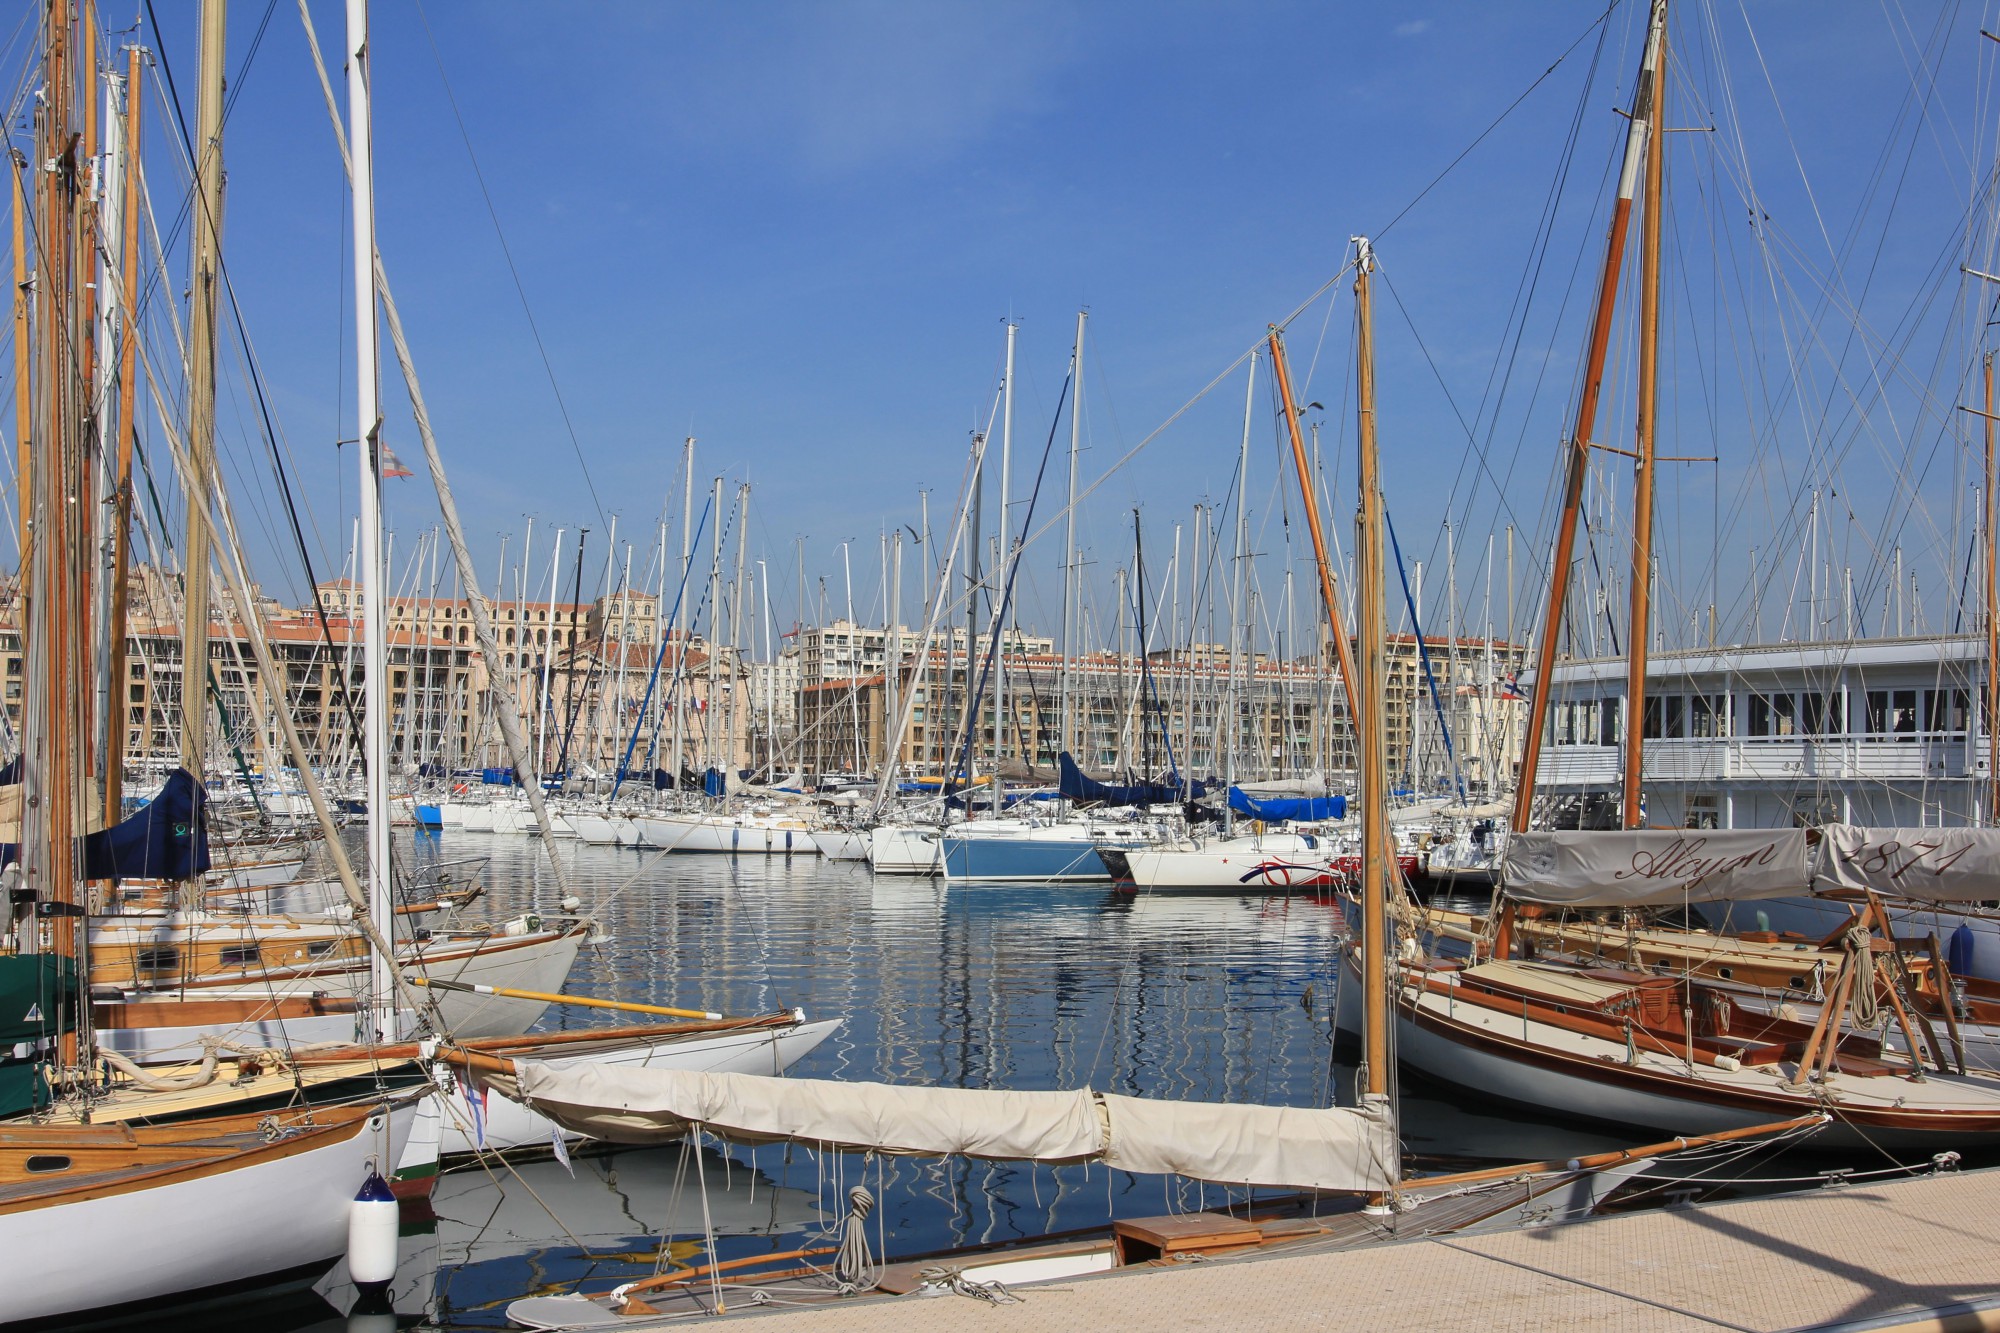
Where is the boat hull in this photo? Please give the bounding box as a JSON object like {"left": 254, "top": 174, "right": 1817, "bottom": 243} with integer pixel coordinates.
{"left": 868, "top": 825, "right": 941, "bottom": 875}
{"left": 632, "top": 813, "right": 817, "bottom": 856}
{"left": 0, "top": 1102, "right": 413, "bottom": 1327}
{"left": 1341, "top": 953, "right": 2000, "bottom": 1151}
{"left": 432, "top": 1017, "right": 842, "bottom": 1155}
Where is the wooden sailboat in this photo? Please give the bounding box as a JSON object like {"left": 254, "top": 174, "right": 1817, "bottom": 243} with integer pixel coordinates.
{"left": 0, "top": 6, "right": 418, "bottom": 1323}
{"left": 1349, "top": 0, "right": 2000, "bottom": 1149}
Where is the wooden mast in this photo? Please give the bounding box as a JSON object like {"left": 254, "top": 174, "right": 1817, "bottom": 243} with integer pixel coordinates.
{"left": 1987, "top": 354, "right": 1998, "bottom": 824}
{"left": 179, "top": 0, "right": 226, "bottom": 790}
{"left": 10, "top": 152, "right": 26, "bottom": 570}
{"left": 1267, "top": 328, "right": 1361, "bottom": 731}
{"left": 103, "top": 45, "right": 143, "bottom": 816}
{"left": 20, "top": 0, "right": 87, "bottom": 1071}
{"left": 1353, "top": 238, "right": 1393, "bottom": 1128}
{"left": 1621, "top": 10, "right": 1668, "bottom": 831}
{"left": 1510, "top": 0, "right": 1668, "bottom": 836}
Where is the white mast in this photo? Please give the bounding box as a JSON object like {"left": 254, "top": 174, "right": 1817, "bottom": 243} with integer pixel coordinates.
{"left": 1228, "top": 352, "right": 1254, "bottom": 827}
{"left": 728, "top": 483, "right": 751, "bottom": 776}
{"left": 705, "top": 475, "right": 724, "bottom": 776}
{"left": 886, "top": 529, "right": 902, "bottom": 781}
{"left": 1060, "top": 312, "right": 1085, "bottom": 760}
{"left": 534, "top": 527, "right": 564, "bottom": 782}
{"left": 669, "top": 439, "right": 694, "bottom": 787}
{"left": 994, "top": 321, "right": 1015, "bottom": 812}
{"left": 346, "top": 0, "right": 395, "bottom": 1040}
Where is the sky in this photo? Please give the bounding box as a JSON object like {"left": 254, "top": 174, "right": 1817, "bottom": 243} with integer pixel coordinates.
{"left": 16, "top": 1, "right": 2000, "bottom": 656}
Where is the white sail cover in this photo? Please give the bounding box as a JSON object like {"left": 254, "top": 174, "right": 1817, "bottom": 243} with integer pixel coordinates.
{"left": 1812, "top": 825, "right": 2000, "bottom": 903}
{"left": 1502, "top": 828, "right": 1809, "bottom": 906}
{"left": 504, "top": 1064, "right": 1396, "bottom": 1192}
{"left": 1097, "top": 1093, "right": 1395, "bottom": 1190}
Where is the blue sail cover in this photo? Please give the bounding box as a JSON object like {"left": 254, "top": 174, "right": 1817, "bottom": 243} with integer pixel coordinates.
{"left": 0, "top": 767, "right": 211, "bottom": 880}
{"left": 83, "top": 768, "right": 212, "bottom": 879}
{"left": 1228, "top": 787, "right": 1346, "bottom": 823}
{"left": 1057, "top": 753, "right": 1204, "bottom": 807}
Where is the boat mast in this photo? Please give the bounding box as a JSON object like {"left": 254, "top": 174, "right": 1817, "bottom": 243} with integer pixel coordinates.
{"left": 729, "top": 483, "right": 751, "bottom": 779}
{"left": 1059, "top": 312, "right": 1084, "bottom": 760}
{"left": 1512, "top": 0, "right": 1667, "bottom": 837}
{"left": 995, "top": 320, "right": 1015, "bottom": 813}
{"left": 669, "top": 438, "right": 693, "bottom": 787}
{"left": 20, "top": 0, "right": 85, "bottom": 1072}
{"left": 1226, "top": 351, "right": 1255, "bottom": 832}
{"left": 346, "top": 0, "right": 396, "bottom": 1039}
{"left": 179, "top": 0, "right": 226, "bottom": 815}
{"left": 885, "top": 527, "right": 901, "bottom": 780}
{"left": 1987, "top": 354, "right": 1998, "bottom": 824}
{"left": 103, "top": 45, "right": 143, "bottom": 815}
{"left": 10, "top": 144, "right": 26, "bottom": 568}
{"left": 1621, "top": 7, "right": 1668, "bottom": 830}
{"left": 1267, "top": 329, "right": 1361, "bottom": 740}
{"left": 1353, "top": 236, "right": 1395, "bottom": 1143}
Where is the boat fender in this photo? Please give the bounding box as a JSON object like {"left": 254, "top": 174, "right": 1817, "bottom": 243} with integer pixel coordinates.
{"left": 347, "top": 1167, "right": 399, "bottom": 1289}
{"left": 1712, "top": 1055, "right": 1741, "bottom": 1072}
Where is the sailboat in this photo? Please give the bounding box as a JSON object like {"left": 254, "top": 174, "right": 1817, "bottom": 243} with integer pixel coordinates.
{"left": 1345, "top": 0, "right": 2000, "bottom": 1149}
{"left": 0, "top": 7, "right": 420, "bottom": 1323}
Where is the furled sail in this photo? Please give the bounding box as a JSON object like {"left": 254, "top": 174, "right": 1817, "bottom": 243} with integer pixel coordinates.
{"left": 1502, "top": 828, "right": 1809, "bottom": 906}
{"left": 1228, "top": 788, "right": 1346, "bottom": 823}
{"left": 1811, "top": 825, "right": 2000, "bottom": 903}
{"left": 1057, "top": 752, "right": 1203, "bottom": 807}
{"left": 495, "top": 1064, "right": 1397, "bottom": 1193}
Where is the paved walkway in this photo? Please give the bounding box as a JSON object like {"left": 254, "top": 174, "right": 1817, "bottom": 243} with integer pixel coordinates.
{"left": 721, "top": 1166, "right": 2000, "bottom": 1331}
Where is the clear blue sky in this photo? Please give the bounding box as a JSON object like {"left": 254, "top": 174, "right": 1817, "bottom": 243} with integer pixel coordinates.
{"left": 91, "top": 1, "right": 2000, "bottom": 651}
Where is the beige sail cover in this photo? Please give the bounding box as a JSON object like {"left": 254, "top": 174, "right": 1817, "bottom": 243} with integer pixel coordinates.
{"left": 1099, "top": 1092, "right": 1396, "bottom": 1191}
{"left": 1502, "top": 828, "right": 1809, "bottom": 906}
{"left": 511, "top": 1063, "right": 1104, "bottom": 1160}
{"left": 505, "top": 1064, "right": 1397, "bottom": 1192}
{"left": 1813, "top": 825, "right": 2000, "bottom": 903}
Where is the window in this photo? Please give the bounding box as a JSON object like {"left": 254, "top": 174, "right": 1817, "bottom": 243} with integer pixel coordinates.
{"left": 1926, "top": 689, "right": 1970, "bottom": 736}
{"left": 218, "top": 945, "right": 258, "bottom": 969}
{"left": 1772, "top": 691, "right": 1798, "bottom": 737}
{"left": 135, "top": 946, "right": 179, "bottom": 974}
{"left": 1802, "top": 692, "right": 1844, "bottom": 736}
{"left": 1598, "top": 700, "right": 1621, "bottom": 746}
{"left": 1690, "top": 694, "right": 1724, "bottom": 738}
{"left": 1893, "top": 689, "right": 1919, "bottom": 738}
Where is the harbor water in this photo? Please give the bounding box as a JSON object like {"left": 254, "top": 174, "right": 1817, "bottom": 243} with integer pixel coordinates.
{"left": 129, "top": 830, "right": 1914, "bottom": 1331}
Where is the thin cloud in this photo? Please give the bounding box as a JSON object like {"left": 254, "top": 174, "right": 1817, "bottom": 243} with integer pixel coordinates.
{"left": 1394, "top": 19, "right": 1432, "bottom": 37}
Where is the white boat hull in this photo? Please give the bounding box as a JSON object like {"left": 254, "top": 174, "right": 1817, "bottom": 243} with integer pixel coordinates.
{"left": 433, "top": 1017, "right": 842, "bottom": 1155}
{"left": 814, "top": 829, "right": 869, "bottom": 861}
{"left": 1341, "top": 953, "right": 2000, "bottom": 1151}
{"left": 869, "top": 824, "right": 941, "bottom": 875}
{"left": 633, "top": 812, "right": 818, "bottom": 856}
{"left": 0, "top": 1103, "right": 413, "bottom": 1327}
{"left": 1120, "top": 834, "right": 1340, "bottom": 893}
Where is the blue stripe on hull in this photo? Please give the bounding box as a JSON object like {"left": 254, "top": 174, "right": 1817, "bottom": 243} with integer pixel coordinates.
{"left": 940, "top": 838, "right": 1115, "bottom": 882}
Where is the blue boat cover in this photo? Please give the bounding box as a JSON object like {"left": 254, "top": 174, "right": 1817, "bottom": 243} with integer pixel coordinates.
{"left": 1227, "top": 787, "right": 1346, "bottom": 823}
{"left": 0, "top": 767, "right": 212, "bottom": 880}
{"left": 1057, "top": 753, "right": 1204, "bottom": 807}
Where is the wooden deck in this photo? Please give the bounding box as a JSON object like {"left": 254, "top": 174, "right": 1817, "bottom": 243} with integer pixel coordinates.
{"left": 696, "top": 1164, "right": 2000, "bottom": 1331}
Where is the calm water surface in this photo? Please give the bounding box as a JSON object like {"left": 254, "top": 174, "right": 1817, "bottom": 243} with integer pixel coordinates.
{"left": 128, "top": 830, "right": 1892, "bottom": 1331}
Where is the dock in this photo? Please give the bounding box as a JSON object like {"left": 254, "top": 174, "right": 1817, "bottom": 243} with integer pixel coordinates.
{"left": 715, "top": 1164, "right": 2000, "bottom": 1331}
